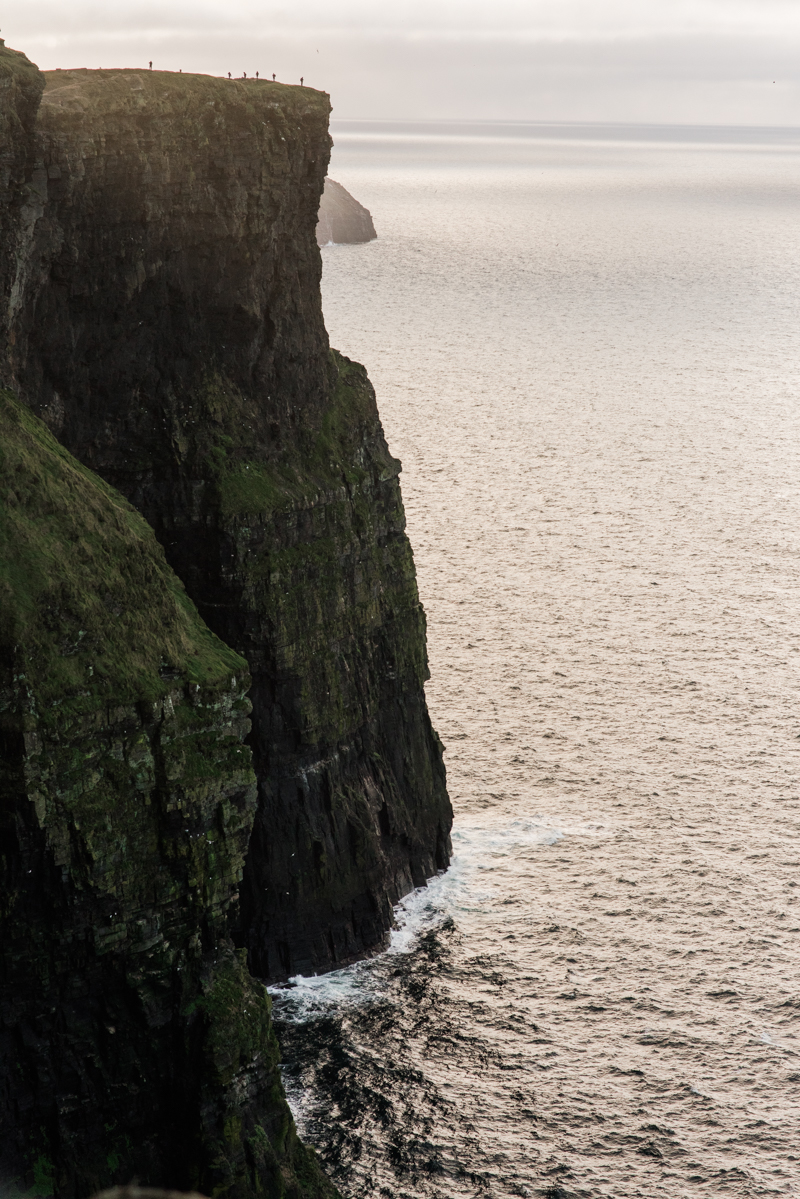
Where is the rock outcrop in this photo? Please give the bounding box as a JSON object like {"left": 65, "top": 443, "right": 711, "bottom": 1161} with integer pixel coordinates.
{"left": 0, "top": 41, "right": 45, "bottom": 387}
{"left": 316, "top": 178, "right": 377, "bottom": 246}
{"left": 0, "top": 50, "right": 451, "bottom": 1196}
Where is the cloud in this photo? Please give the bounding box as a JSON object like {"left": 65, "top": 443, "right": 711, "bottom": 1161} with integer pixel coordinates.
{"left": 5, "top": 0, "right": 800, "bottom": 123}
{"left": 10, "top": 0, "right": 800, "bottom": 38}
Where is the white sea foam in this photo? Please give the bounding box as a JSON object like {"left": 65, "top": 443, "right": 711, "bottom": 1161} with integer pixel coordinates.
{"left": 272, "top": 814, "right": 612, "bottom": 1021}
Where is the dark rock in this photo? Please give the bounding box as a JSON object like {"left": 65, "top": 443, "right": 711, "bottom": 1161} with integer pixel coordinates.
{"left": 91, "top": 1190, "right": 208, "bottom": 1199}
{"left": 0, "top": 389, "right": 337, "bottom": 1197}
{"left": 11, "top": 66, "right": 451, "bottom": 983}
{"left": 92, "top": 1190, "right": 209, "bottom": 1199}
{"left": 0, "top": 41, "right": 44, "bottom": 388}
{"left": 0, "top": 49, "right": 450, "bottom": 1195}
{"left": 316, "top": 178, "right": 377, "bottom": 246}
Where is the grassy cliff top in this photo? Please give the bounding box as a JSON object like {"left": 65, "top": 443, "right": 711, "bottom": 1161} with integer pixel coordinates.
{"left": 41, "top": 65, "right": 330, "bottom": 123}
{"left": 0, "top": 389, "right": 247, "bottom": 716}
{"left": 0, "top": 41, "right": 43, "bottom": 93}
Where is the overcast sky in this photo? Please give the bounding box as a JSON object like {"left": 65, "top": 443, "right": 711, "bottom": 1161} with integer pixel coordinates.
{"left": 5, "top": 0, "right": 800, "bottom": 124}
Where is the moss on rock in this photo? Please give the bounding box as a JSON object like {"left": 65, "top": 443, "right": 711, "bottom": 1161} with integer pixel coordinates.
{"left": 0, "top": 389, "right": 338, "bottom": 1199}
{"left": 0, "top": 387, "right": 244, "bottom": 709}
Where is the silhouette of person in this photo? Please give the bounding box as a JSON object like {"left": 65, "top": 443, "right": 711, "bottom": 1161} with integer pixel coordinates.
{"left": 149, "top": 61, "right": 152, "bottom": 69}
{"left": 243, "top": 71, "right": 246, "bottom": 78}
{"left": 256, "top": 71, "right": 259, "bottom": 79}
{"left": 228, "top": 72, "right": 231, "bottom": 78}
{"left": 300, "top": 76, "right": 303, "bottom": 85}
{"left": 272, "top": 73, "right": 276, "bottom": 81}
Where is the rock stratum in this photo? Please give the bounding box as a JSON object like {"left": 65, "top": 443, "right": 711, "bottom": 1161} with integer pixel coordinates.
{"left": 0, "top": 45, "right": 451, "bottom": 1199}
{"left": 316, "top": 179, "right": 377, "bottom": 246}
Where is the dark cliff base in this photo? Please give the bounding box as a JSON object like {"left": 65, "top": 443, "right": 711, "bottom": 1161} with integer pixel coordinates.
{"left": 0, "top": 47, "right": 451, "bottom": 1197}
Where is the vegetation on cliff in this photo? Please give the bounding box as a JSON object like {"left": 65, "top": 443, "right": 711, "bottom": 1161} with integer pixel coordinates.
{"left": 0, "top": 47, "right": 450, "bottom": 1198}
{"left": 162, "top": 349, "right": 452, "bottom": 979}
{"left": 0, "top": 388, "right": 243, "bottom": 710}
{"left": 0, "top": 42, "right": 45, "bottom": 389}
{"left": 14, "top": 65, "right": 452, "bottom": 984}
{"left": 0, "top": 388, "right": 339, "bottom": 1197}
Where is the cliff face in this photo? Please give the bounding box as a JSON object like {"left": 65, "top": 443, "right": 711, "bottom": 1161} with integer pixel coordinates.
{"left": 316, "top": 179, "right": 377, "bottom": 246}
{"left": 12, "top": 67, "right": 452, "bottom": 983}
{"left": 0, "top": 42, "right": 45, "bottom": 386}
{"left": 0, "top": 389, "right": 336, "bottom": 1197}
{"left": 15, "top": 68, "right": 331, "bottom": 463}
{"left": 1, "top": 52, "right": 451, "bottom": 1193}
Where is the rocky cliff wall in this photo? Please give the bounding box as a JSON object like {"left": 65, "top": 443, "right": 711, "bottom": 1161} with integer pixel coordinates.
{"left": 0, "top": 42, "right": 44, "bottom": 387}
{"left": 0, "top": 388, "right": 336, "bottom": 1198}
{"left": 1, "top": 48, "right": 451, "bottom": 1194}
{"left": 12, "top": 66, "right": 452, "bottom": 982}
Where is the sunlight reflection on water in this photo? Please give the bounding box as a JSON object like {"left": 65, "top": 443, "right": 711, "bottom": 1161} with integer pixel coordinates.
{"left": 273, "top": 122, "right": 800, "bottom": 1198}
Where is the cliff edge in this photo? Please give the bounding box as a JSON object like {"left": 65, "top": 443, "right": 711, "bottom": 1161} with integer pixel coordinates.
{"left": 12, "top": 64, "right": 452, "bottom": 980}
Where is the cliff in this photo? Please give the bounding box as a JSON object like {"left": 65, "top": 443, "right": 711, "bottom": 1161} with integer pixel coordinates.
{"left": 316, "top": 179, "right": 377, "bottom": 246}
{"left": 0, "top": 49, "right": 451, "bottom": 1196}
{"left": 0, "top": 388, "right": 336, "bottom": 1198}
{"left": 12, "top": 66, "right": 451, "bottom": 982}
{"left": 0, "top": 41, "right": 45, "bottom": 387}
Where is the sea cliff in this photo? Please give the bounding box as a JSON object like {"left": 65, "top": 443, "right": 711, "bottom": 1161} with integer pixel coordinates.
{"left": 0, "top": 46, "right": 451, "bottom": 1197}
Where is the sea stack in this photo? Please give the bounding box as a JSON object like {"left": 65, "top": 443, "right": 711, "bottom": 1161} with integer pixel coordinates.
{"left": 0, "top": 50, "right": 451, "bottom": 1197}
{"left": 316, "top": 177, "right": 378, "bottom": 246}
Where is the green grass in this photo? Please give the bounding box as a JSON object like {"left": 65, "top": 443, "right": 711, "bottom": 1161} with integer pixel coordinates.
{"left": 42, "top": 65, "right": 330, "bottom": 118}
{"left": 0, "top": 388, "right": 247, "bottom": 717}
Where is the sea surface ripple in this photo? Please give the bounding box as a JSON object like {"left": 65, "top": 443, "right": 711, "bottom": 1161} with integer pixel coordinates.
{"left": 272, "top": 122, "right": 800, "bottom": 1199}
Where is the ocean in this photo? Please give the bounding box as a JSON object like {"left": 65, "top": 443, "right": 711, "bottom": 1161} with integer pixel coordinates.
{"left": 271, "top": 120, "right": 800, "bottom": 1199}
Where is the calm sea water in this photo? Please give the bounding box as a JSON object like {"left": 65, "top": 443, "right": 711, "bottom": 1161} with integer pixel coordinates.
{"left": 272, "top": 121, "right": 800, "bottom": 1199}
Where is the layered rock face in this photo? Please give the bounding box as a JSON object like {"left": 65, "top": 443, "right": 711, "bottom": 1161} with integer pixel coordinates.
{"left": 12, "top": 66, "right": 451, "bottom": 983}
{"left": 0, "top": 47, "right": 451, "bottom": 1195}
{"left": 0, "top": 389, "right": 335, "bottom": 1197}
{"left": 316, "top": 179, "right": 377, "bottom": 246}
{"left": 0, "top": 42, "right": 45, "bottom": 386}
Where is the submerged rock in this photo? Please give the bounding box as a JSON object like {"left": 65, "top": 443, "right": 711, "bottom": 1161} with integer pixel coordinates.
{"left": 316, "top": 178, "right": 377, "bottom": 246}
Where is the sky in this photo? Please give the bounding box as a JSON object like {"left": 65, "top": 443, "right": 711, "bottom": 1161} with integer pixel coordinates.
{"left": 5, "top": 0, "right": 800, "bottom": 125}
